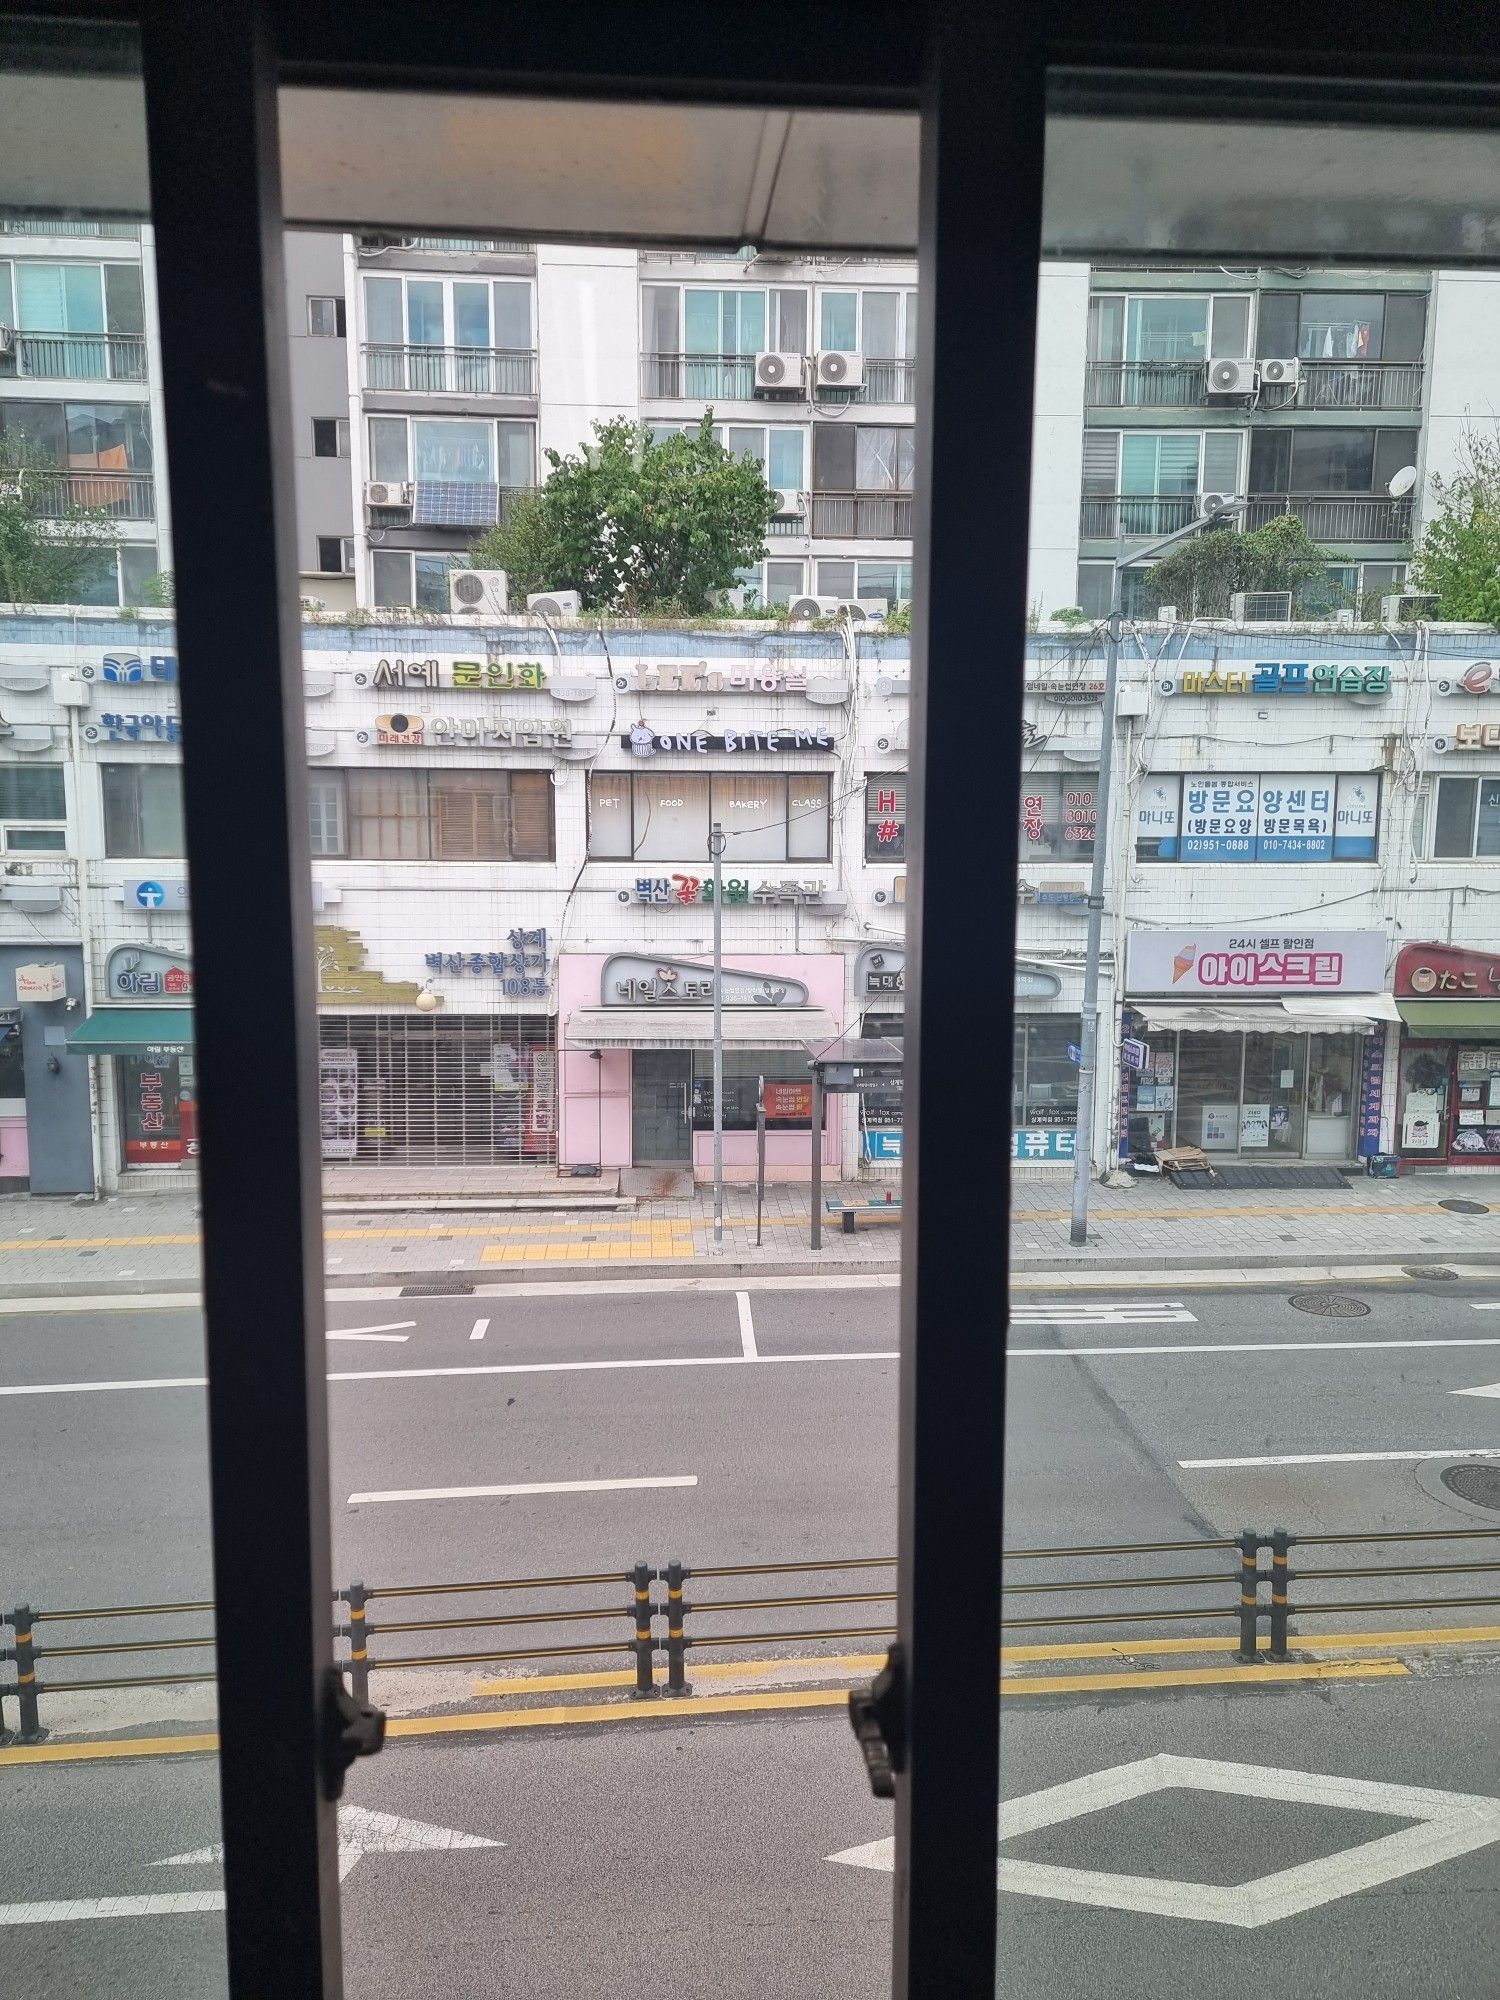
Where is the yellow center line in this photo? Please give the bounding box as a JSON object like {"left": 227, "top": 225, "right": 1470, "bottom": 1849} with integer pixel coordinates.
{"left": 1000, "top": 1659, "right": 1406, "bottom": 1696}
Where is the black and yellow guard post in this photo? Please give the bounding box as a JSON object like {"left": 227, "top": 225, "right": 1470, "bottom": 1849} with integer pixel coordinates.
{"left": 631, "top": 1562, "right": 655, "bottom": 1696}
{"left": 346, "top": 1581, "right": 371, "bottom": 1705}
{"left": 13, "top": 1604, "right": 44, "bottom": 1742}
{"left": 1235, "top": 1532, "right": 1260, "bottom": 1663}
{"left": 664, "top": 1560, "right": 691, "bottom": 1696}
{"left": 1267, "top": 1529, "right": 1294, "bottom": 1661}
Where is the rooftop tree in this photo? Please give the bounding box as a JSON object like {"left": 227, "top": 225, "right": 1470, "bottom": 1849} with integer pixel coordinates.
{"left": 0, "top": 437, "right": 122, "bottom": 607}
{"left": 1140, "top": 513, "right": 1343, "bottom": 620}
{"left": 1408, "top": 430, "right": 1500, "bottom": 623}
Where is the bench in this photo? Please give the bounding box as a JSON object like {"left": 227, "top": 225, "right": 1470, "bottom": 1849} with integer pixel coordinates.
{"left": 825, "top": 1195, "right": 903, "bottom": 1235}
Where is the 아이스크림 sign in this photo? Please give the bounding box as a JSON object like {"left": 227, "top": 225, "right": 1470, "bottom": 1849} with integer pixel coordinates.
{"left": 1126, "top": 929, "right": 1387, "bottom": 996}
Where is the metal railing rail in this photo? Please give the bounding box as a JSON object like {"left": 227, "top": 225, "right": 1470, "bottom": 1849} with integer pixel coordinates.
{"left": 359, "top": 342, "right": 538, "bottom": 395}
{"left": 1080, "top": 491, "right": 1413, "bottom": 543}
{"left": 1, "top": 331, "right": 149, "bottom": 381}
{"left": 10, "top": 1526, "right": 1500, "bottom": 1740}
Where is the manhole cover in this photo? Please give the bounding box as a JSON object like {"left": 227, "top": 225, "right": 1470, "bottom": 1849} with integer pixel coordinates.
{"left": 1403, "top": 1265, "right": 1459, "bottom": 1281}
{"left": 1439, "top": 1198, "right": 1490, "bottom": 1215}
{"left": 1287, "top": 1292, "right": 1371, "bottom": 1317}
{"left": 399, "top": 1279, "right": 475, "bottom": 1296}
{"left": 1441, "top": 1464, "right": 1500, "bottom": 1512}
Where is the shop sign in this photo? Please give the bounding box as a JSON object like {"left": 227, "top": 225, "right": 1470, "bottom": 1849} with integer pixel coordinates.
{"left": 863, "top": 1127, "right": 903, "bottom": 1162}
{"left": 855, "top": 946, "right": 905, "bottom": 997}
{"left": 1395, "top": 943, "right": 1500, "bottom": 996}
{"left": 763, "top": 1081, "right": 814, "bottom": 1120}
{"left": 364, "top": 712, "right": 573, "bottom": 747}
{"left": 1433, "top": 724, "right": 1500, "bottom": 753}
{"left": 624, "top": 876, "right": 828, "bottom": 907}
{"left": 1358, "top": 1035, "right": 1384, "bottom": 1157}
{"left": 614, "top": 664, "right": 842, "bottom": 697}
{"left": 105, "top": 946, "right": 192, "bottom": 1000}
{"left": 1012, "top": 1127, "right": 1075, "bottom": 1160}
{"left": 624, "top": 726, "right": 834, "bottom": 756}
{"left": 1127, "top": 929, "right": 1387, "bottom": 996}
{"left": 1139, "top": 773, "right": 1378, "bottom": 864}
{"left": 424, "top": 929, "right": 549, "bottom": 997}
{"left": 124, "top": 878, "right": 190, "bottom": 912}
{"left": 365, "top": 657, "right": 548, "bottom": 691}
{"left": 1027, "top": 670, "right": 1104, "bottom": 706}
{"left": 314, "top": 926, "right": 422, "bottom": 1007}
{"left": 1016, "top": 966, "right": 1063, "bottom": 999}
{"left": 1435, "top": 662, "right": 1500, "bottom": 696}
{"left": 1165, "top": 662, "right": 1391, "bottom": 699}
{"left": 602, "top": 954, "right": 809, "bottom": 1008}
{"left": 1121, "top": 1036, "right": 1149, "bottom": 1072}
{"left": 1018, "top": 876, "right": 1089, "bottom": 908}
{"left": 87, "top": 653, "right": 179, "bottom": 684}
{"left": 14, "top": 961, "right": 66, "bottom": 1002}
{"left": 85, "top": 712, "right": 180, "bottom": 744}
{"left": 320, "top": 1048, "right": 358, "bottom": 1161}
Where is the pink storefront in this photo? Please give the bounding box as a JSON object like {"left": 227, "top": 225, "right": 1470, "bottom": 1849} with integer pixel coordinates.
{"left": 559, "top": 952, "right": 843, "bottom": 1181}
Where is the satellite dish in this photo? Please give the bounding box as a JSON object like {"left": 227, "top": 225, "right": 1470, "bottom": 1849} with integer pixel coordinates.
{"left": 1388, "top": 464, "right": 1418, "bottom": 498}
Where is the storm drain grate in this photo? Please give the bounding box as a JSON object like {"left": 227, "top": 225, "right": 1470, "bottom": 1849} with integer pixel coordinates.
{"left": 1403, "top": 1265, "right": 1460, "bottom": 1281}
{"left": 1441, "top": 1464, "right": 1500, "bottom": 1513}
{"left": 1439, "top": 1199, "right": 1490, "bottom": 1215}
{"left": 399, "top": 1279, "right": 475, "bottom": 1296}
{"left": 1287, "top": 1292, "right": 1371, "bottom": 1317}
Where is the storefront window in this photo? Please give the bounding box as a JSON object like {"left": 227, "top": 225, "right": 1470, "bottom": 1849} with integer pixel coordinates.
{"left": 1019, "top": 771, "right": 1096, "bottom": 859}
{"left": 119, "top": 1050, "right": 196, "bottom": 1166}
{"left": 688, "top": 1049, "right": 825, "bottom": 1131}
{"left": 1010, "top": 1018, "right": 1081, "bottom": 1149}
{"left": 1130, "top": 1028, "right": 1364, "bottom": 1159}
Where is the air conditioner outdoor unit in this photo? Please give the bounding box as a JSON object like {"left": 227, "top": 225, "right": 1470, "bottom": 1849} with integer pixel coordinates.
{"left": 527, "top": 588, "right": 583, "bottom": 618}
{"left": 1381, "top": 591, "right": 1439, "bottom": 624}
{"left": 837, "top": 598, "right": 888, "bottom": 621}
{"left": 364, "top": 480, "right": 412, "bottom": 510}
{"left": 755, "top": 350, "right": 806, "bottom": 392}
{"left": 816, "top": 350, "right": 864, "bottom": 389}
{"left": 1198, "top": 491, "right": 1238, "bottom": 519}
{"left": 788, "top": 595, "right": 842, "bottom": 620}
{"left": 1258, "top": 356, "right": 1300, "bottom": 388}
{"left": 449, "top": 568, "right": 509, "bottom": 615}
{"left": 1229, "top": 590, "right": 1293, "bottom": 622}
{"left": 1333, "top": 608, "right": 1357, "bottom": 631}
{"left": 1206, "top": 357, "right": 1255, "bottom": 396}
{"left": 770, "top": 489, "right": 804, "bottom": 518}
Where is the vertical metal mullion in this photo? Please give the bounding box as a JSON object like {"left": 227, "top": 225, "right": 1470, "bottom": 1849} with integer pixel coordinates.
{"left": 896, "top": 8, "right": 1046, "bottom": 1995}
{"left": 138, "top": 5, "right": 342, "bottom": 1994}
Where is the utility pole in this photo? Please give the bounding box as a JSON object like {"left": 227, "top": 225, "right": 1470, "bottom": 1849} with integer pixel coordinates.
{"left": 710, "top": 820, "right": 726, "bottom": 1250}
{"left": 1069, "top": 500, "right": 1245, "bottom": 1247}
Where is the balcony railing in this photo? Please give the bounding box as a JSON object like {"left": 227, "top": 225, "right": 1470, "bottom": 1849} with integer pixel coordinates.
{"left": 0, "top": 217, "right": 138, "bottom": 239}
{"left": 1084, "top": 357, "right": 1425, "bottom": 411}
{"left": 1081, "top": 491, "right": 1413, "bottom": 542}
{"left": 357, "top": 234, "right": 531, "bottom": 254}
{"left": 361, "top": 343, "right": 538, "bottom": 395}
{"left": 810, "top": 490, "right": 913, "bottom": 539}
{"left": 0, "top": 331, "right": 148, "bottom": 382}
{"left": 28, "top": 468, "right": 155, "bottom": 520}
{"left": 641, "top": 352, "right": 915, "bottom": 403}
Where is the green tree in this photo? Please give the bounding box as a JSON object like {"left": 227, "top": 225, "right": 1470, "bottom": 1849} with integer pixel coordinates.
{"left": 0, "top": 437, "right": 121, "bottom": 606}
{"left": 468, "top": 416, "right": 777, "bottom": 614}
{"left": 1141, "top": 514, "right": 1343, "bottom": 619}
{"left": 1409, "top": 430, "right": 1500, "bottom": 622}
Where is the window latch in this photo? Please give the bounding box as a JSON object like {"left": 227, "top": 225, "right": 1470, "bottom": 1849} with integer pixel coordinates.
{"left": 320, "top": 1664, "right": 386, "bottom": 1799}
{"left": 847, "top": 1643, "right": 906, "bottom": 1799}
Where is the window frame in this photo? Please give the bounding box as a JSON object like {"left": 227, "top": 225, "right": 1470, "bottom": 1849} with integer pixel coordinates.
{"left": 587, "top": 769, "right": 831, "bottom": 863}
{"left": 306, "top": 292, "right": 346, "bottom": 337}
{"left": 1432, "top": 772, "right": 1500, "bottom": 860}
{"left": 100, "top": 759, "right": 186, "bottom": 857}
{"left": 363, "top": 411, "right": 537, "bottom": 489}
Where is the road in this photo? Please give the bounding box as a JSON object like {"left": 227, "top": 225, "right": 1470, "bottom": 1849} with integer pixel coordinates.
{"left": 8, "top": 1272, "right": 1500, "bottom": 1995}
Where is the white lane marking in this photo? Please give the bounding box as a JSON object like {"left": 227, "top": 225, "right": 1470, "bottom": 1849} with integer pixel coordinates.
{"left": 0, "top": 1375, "right": 209, "bottom": 1396}
{"left": 348, "top": 1475, "right": 698, "bottom": 1506}
{"left": 1471, "top": 1303, "right": 1500, "bottom": 1311}
{"left": 327, "top": 1331, "right": 409, "bottom": 1344}
{"left": 1011, "top": 1304, "right": 1196, "bottom": 1325}
{"left": 1180, "top": 1447, "right": 1500, "bottom": 1469}
{"left": 829, "top": 1754, "right": 1500, "bottom": 1928}
{"left": 469, "top": 1317, "right": 490, "bottom": 1342}
{"left": 328, "top": 1320, "right": 415, "bottom": 1337}
{"left": 736, "top": 1291, "right": 758, "bottom": 1360}
{"left": 157, "top": 1805, "right": 501, "bottom": 1884}
{"left": 0, "top": 1892, "right": 225, "bottom": 1926}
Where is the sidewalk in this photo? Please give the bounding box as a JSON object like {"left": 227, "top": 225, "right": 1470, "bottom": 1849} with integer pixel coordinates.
{"left": 4, "top": 1173, "right": 1500, "bottom": 1294}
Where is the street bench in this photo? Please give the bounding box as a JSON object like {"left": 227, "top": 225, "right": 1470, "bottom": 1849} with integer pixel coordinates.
{"left": 825, "top": 1195, "right": 903, "bottom": 1235}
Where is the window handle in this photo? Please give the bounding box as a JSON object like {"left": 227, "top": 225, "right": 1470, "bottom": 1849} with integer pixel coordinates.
{"left": 848, "top": 1643, "right": 906, "bottom": 1799}
{"left": 320, "top": 1664, "right": 386, "bottom": 1800}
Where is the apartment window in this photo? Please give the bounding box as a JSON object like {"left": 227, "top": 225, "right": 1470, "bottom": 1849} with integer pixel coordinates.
{"left": 1020, "top": 771, "right": 1097, "bottom": 859}
{"left": 824, "top": 559, "right": 912, "bottom": 603}
{"left": 0, "top": 397, "right": 152, "bottom": 469}
{"left": 817, "top": 288, "right": 917, "bottom": 358}
{"left": 683, "top": 287, "right": 765, "bottom": 355}
{"left": 342, "top": 769, "right": 552, "bottom": 862}
{"left": 736, "top": 559, "right": 806, "bottom": 608}
{"left": 724, "top": 424, "right": 807, "bottom": 494}
{"left": 813, "top": 422, "right": 914, "bottom": 491}
{"left": 101, "top": 763, "right": 184, "bottom": 856}
{"left": 306, "top": 774, "right": 345, "bottom": 856}
{"left": 363, "top": 274, "right": 534, "bottom": 355}
{"left": 641, "top": 283, "right": 679, "bottom": 352}
{"left": 311, "top": 417, "right": 349, "bottom": 457}
{"left": 1136, "top": 773, "right": 1381, "bottom": 862}
{"left": 817, "top": 559, "right": 856, "bottom": 599}
{"left": 1248, "top": 426, "right": 1418, "bottom": 494}
{"left": 307, "top": 295, "right": 346, "bottom": 337}
{"left": 1258, "top": 290, "right": 1428, "bottom": 362}
{"left": 769, "top": 287, "right": 808, "bottom": 353}
{"left": 589, "top": 771, "right": 831, "bottom": 862}
{"left": 865, "top": 775, "right": 907, "bottom": 860}
{"left": 366, "top": 415, "right": 535, "bottom": 489}
{"left": 9, "top": 259, "right": 144, "bottom": 337}
{"left": 1433, "top": 776, "right": 1500, "bottom": 859}
{"left": 0, "top": 763, "right": 66, "bottom": 849}
{"left": 316, "top": 535, "right": 354, "bottom": 575}
{"left": 371, "top": 550, "right": 455, "bottom": 612}
{"left": 1075, "top": 562, "right": 1112, "bottom": 618}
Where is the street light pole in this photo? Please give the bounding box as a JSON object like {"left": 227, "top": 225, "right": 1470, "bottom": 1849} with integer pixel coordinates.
{"left": 1068, "top": 501, "right": 1245, "bottom": 1247}
{"left": 710, "top": 820, "right": 726, "bottom": 1251}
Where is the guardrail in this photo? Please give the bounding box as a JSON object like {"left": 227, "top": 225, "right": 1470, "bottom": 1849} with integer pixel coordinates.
{"left": 9, "top": 1525, "right": 1500, "bottom": 1742}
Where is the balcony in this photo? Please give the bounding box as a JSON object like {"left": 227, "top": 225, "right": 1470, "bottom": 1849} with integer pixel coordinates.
{"left": 356, "top": 234, "right": 531, "bottom": 254}
{"left": 641, "top": 352, "right": 915, "bottom": 403}
{"left": 0, "top": 330, "right": 148, "bottom": 382}
{"left": 29, "top": 468, "right": 155, "bottom": 520}
{"left": 360, "top": 344, "right": 538, "bottom": 396}
{"left": 1080, "top": 491, "right": 1413, "bottom": 543}
{"left": 1084, "top": 357, "right": 1424, "bottom": 411}
{"left": 810, "top": 490, "right": 913, "bottom": 538}
{"left": 0, "top": 217, "right": 138, "bottom": 239}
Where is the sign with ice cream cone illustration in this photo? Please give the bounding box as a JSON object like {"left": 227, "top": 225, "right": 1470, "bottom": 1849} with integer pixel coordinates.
{"left": 1125, "top": 930, "right": 1387, "bottom": 996}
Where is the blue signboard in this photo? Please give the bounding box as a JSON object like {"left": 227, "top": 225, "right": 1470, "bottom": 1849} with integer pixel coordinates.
{"left": 1139, "top": 772, "right": 1378, "bottom": 865}
{"left": 863, "top": 1128, "right": 903, "bottom": 1162}
{"left": 1011, "top": 1127, "right": 1075, "bottom": 1161}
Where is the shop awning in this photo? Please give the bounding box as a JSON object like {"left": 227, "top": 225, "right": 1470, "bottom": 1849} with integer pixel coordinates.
{"left": 1133, "top": 997, "right": 1398, "bottom": 1034}
{"left": 68, "top": 1008, "right": 194, "bottom": 1055}
{"left": 1397, "top": 1000, "right": 1500, "bottom": 1032}
{"left": 566, "top": 1007, "right": 837, "bottom": 1052}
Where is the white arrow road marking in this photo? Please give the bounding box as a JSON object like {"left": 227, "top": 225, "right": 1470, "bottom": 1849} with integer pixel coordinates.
{"left": 1453, "top": 1379, "right": 1500, "bottom": 1399}
{"left": 347, "top": 1474, "right": 698, "bottom": 1506}
{"left": 156, "top": 1805, "right": 502, "bottom": 1884}
{"left": 829, "top": 1755, "right": 1500, "bottom": 1927}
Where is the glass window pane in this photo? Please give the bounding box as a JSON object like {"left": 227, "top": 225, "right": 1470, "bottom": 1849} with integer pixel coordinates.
{"left": 348, "top": 768, "right": 430, "bottom": 859}
{"left": 1125, "top": 294, "right": 1208, "bottom": 361}
{"left": 370, "top": 548, "right": 411, "bottom": 606}
{"left": 369, "top": 415, "right": 408, "bottom": 481}
{"left": 768, "top": 429, "right": 805, "bottom": 491}
{"left": 307, "top": 774, "right": 345, "bottom": 856}
{"left": 726, "top": 425, "right": 766, "bottom": 464}
{"left": 812, "top": 422, "right": 855, "bottom": 490}
{"left": 104, "top": 261, "right": 144, "bottom": 335}
{"left": 431, "top": 769, "right": 511, "bottom": 859}
{"left": 856, "top": 427, "right": 896, "bottom": 489}
{"left": 510, "top": 770, "right": 554, "bottom": 859}
{"left": 632, "top": 771, "right": 710, "bottom": 860}
{"left": 1290, "top": 428, "right": 1374, "bottom": 491}
{"left": 683, "top": 289, "right": 721, "bottom": 354}
{"left": 15, "top": 262, "right": 66, "bottom": 329}
{"left": 1209, "top": 294, "right": 1250, "bottom": 358}
{"left": 588, "top": 772, "right": 634, "bottom": 856}
{"left": 817, "top": 558, "right": 856, "bottom": 597}
{"left": 497, "top": 420, "right": 534, "bottom": 488}
{"left": 764, "top": 559, "right": 804, "bottom": 605}
{"left": 492, "top": 280, "right": 531, "bottom": 348}
{"left": 770, "top": 287, "right": 807, "bottom": 352}
{"left": 1383, "top": 293, "right": 1428, "bottom": 363}
{"left": 412, "top": 417, "right": 494, "bottom": 481}
{"left": 1020, "top": 771, "right": 1097, "bottom": 859}
{"left": 63, "top": 263, "right": 105, "bottom": 332}
{"left": 862, "top": 290, "right": 900, "bottom": 357}
{"left": 787, "top": 773, "right": 831, "bottom": 859}
{"left": 452, "top": 281, "right": 489, "bottom": 347}
{"left": 715, "top": 772, "right": 786, "bottom": 861}
{"left": 1477, "top": 779, "right": 1500, "bottom": 858}
{"left": 0, "top": 764, "right": 64, "bottom": 818}
{"left": 364, "top": 275, "right": 402, "bottom": 345}
{"left": 820, "top": 290, "right": 857, "bottom": 350}
{"left": 120, "top": 542, "right": 160, "bottom": 601}
{"left": 1298, "top": 293, "right": 1384, "bottom": 359}
{"left": 1256, "top": 291, "right": 1301, "bottom": 358}
{"left": 724, "top": 290, "right": 765, "bottom": 353}
{"left": 642, "top": 283, "right": 679, "bottom": 351}
{"left": 413, "top": 554, "right": 451, "bottom": 610}
{"left": 1087, "top": 294, "right": 1124, "bottom": 362}
{"left": 406, "top": 278, "right": 444, "bottom": 345}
